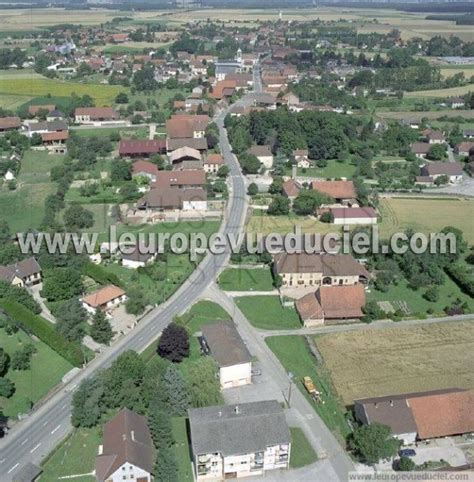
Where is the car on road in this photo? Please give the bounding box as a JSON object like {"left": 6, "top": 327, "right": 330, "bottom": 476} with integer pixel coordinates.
{"left": 399, "top": 449, "right": 416, "bottom": 457}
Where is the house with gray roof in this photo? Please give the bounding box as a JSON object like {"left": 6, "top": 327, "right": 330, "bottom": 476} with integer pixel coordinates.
{"left": 0, "top": 257, "right": 42, "bottom": 287}
{"left": 189, "top": 400, "right": 291, "bottom": 480}
{"left": 201, "top": 321, "right": 252, "bottom": 389}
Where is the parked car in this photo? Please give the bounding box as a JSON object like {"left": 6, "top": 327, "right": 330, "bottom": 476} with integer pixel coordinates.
{"left": 399, "top": 449, "right": 416, "bottom": 457}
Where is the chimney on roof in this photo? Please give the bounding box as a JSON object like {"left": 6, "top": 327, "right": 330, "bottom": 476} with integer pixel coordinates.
{"left": 374, "top": 403, "right": 378, "bottom": 409}
{"left": 234, "top": 405, "right": 240, "bottom": 415}
{"left": 389, "top": 400, "right": 394, "bottom": 407}
{"left": 131, "top": 430, "right": 135, "bottom": 441}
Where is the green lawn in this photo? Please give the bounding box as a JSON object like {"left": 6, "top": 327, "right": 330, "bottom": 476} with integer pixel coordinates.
{"left": 40, "top": 427, "right": 100, "bottom": 482}
{"left": 218, "top": 268, "right": 275, "bottom": 291}
{"left": 103, "top": 254, "right": 196, "bottom": 305}
{"left": 0, "top": 327, "right": 73, "bottom": 418}
{"left": 235, "top": 295, "right": 301, "bottom": 330}
{"left": 266, "top": 335, "right": 351, "bottom": 443}
{"left": 0, "top": 150, "right": 63, "bottom": 232}
{"left": 367, "top": 277, "right": 473, "bottom": 317}
{"left": 179, "top": 300, "right": 231, "bottom": 361}
{"left": 288, "top": 161, "right": 357, "bottom": 179}
{"left": 0, "top": 78, "right": 126, "bottom": 106}
{"left": 172, "top": 417, "right": 194, "bottom": 482}
{"left": 289, "top": 427, "right": 318, "bottom": 468}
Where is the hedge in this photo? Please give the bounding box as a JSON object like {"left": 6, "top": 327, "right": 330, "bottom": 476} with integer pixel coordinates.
{"left": 0, "top": 299, "right": 83, "bottom": 367}
{"left": 445, "top": 264, "right": 474, "bottom": 298}
{"left": 82, "top": 261, "right": 123, "bottom": 288}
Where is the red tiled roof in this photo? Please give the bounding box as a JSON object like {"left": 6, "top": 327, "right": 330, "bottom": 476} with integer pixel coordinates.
{"left": 282, "top": 179, "right": 301, "bottom": 198}
{"left": 82, "top": 285, "right": 125, "bottom": 308}
{"left": 152, "top": 169, "right": 206, "bottom": 188}
{"left": 317, "top": 284, "right": 365, "bottom": 319}
{"left": 132, "top": 160, "right": 159, "bottom": 176}
{"left": 206, "top": 153, "right": 224, "bottom": 165}
{"left": 330, "top": 207, "right": 377, "bottom": 220}
{"left": 119, "top": 139, "right": 166, "bottom": 156}
{"left": 41, "top": 131, "right": 69, "bottom": 142}
{"left": 312, "top": 180, "right": 356, "bottom": 200}
{"left": 0, "top": 116, "right": 21, "bottom": 130}
{"left": 166, "top": 114, "right": 209, "bottom": 139}
{"left": 409, "top": 390, "right": 474, "bottom": 439}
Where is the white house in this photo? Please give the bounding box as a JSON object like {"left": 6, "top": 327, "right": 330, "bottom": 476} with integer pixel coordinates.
{"left": 420, "top": 162, "right": 464, "bottom": 183}
{"left": 201, "top": 321, "right": 252, "bottom": 389}
{"left": 3, "top": 169, "right": 15, "bottom": 182}
{"left": 189, "top": 401, "right": 291, "bottom": 481}
{"left": 248, "top": 145, "right": 274, "bottom": 169}
{"left": 95, "top": 408, "right": 154, "bottom": 482}
{"left": 81, "top": 285, "right": 127, "bottom": 314}
{"left": 330, "top": 207, "right": 378, "bottom": 225}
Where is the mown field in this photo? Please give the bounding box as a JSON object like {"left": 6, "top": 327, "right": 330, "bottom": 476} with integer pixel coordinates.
{"left": 0, "top": 150, "right": 63, "bottom": 233}
{"left": 218, "top": 267, "right": 275, "bottom": 291}
{"left": 0, "top": 327, "right": 73, "bottom": 418}
{"left": 405, "top": 83, "right": 474, "bottom": 98}
{"left": 315, "top": 321, "right": 474, "bottom": 405}
{"left": 378, "top": 197, "right": 474, "bottom": 244}
{"left": 0, "top": 78, "right": 126, "bottom": 106}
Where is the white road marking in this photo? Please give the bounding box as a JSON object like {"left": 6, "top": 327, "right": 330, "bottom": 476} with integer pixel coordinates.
{"left": 0, "top": 458, "right": 5, "bottom": 464}
{"left": 51, "top": 424, "right": 61, "bottom": 434}
{"left": 7, "top": 463, "right": 19, "bottom": 474}
{"left": 30, "top": 443, "right": 41, "bottom": 453}
{"left": 20, "top": 438, "right": 29, "bottom": 446}
{"left": 43, "top": 421, "right": 48, "bottom": 426}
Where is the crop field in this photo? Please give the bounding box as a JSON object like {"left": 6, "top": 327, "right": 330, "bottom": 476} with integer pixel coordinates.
{"left": 405, "top": 84, "right": 474, "bottom": 98}
{"left": 378, "top": 197, "right": 474, "bottom": 244}
{"left": 315, "top": 321, "right": 474, "bottom": 405}
{"left": 376, "top": 109, "right": 474, "bottom": 121}
{"left": 0, "top": 78, "right": 126, "bottom": 106}
{"left": 0, "top": 150, "right": 63, "bottom": 232}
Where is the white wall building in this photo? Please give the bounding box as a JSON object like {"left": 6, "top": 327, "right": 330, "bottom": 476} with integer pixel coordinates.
{"left": 201, "top": 321, "right": 252, "bottom": 389}
{"left": 189, "top": 401, "right": 291, "bottom": 481}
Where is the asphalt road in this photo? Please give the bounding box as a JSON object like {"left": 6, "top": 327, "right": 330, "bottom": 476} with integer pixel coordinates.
{"left": 0, "top": 99, "right": 248, "bottom": 482}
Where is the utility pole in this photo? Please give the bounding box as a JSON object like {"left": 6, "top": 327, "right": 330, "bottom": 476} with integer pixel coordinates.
{"left": 287, "top": 371, "right": 294, "bottom": 407}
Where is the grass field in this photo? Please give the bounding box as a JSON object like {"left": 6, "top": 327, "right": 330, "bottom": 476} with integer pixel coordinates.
{"left": 376, "top": 109, "right": 474, "bottom": 121}
{"left": 40, "top": 427, "right": 100, "bottom": 482}
{"left": 218, "top": 268, "right": 275, "bottom": 291}
{"left": 289, "top": 427, "right": 318, "bottom": 468}
{"left": 172, "top": 417, "right": 194, "bottom": 482}
{"left": 367, "top": 277, "right": 473, "bottom": 317}
{"left": 235, "top": 295, "right": 301, "bottom": 330}
{"left": 378, "top": 197, "right": 474, "bottom": 244}
{"left": 0, "top": 327, "right": 73, "bottom": 418}
{"left": 293, "top": 161, "right": 357, "bottom": 179}
{"left": 0, "top": 150, "right": 63, "bottom": 232}
{"left": 266, "top": 335, "right": 351, "bottom": 442}
{"left": 247, "top": 213, "right": 338, "bottom": 236}
{"left": 71, "top": 125, "right": 150, "bottom": 139}
{"left": 315, "top": 321, "right": 474, "bottom": 406}
{"left": 406, "top": 84, "right": 474, "bottom": 98}
{"left": 0, "top": 78, "right": 126, "bottom": 106}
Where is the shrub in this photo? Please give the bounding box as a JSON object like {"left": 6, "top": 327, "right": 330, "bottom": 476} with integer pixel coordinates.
{"left": 0, "top": 300, "right": 83, "bottom": 366}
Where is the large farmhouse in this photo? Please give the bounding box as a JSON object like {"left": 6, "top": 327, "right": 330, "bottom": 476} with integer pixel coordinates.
{"left": 273, "top": 252, "right": 370, "bottom": 288}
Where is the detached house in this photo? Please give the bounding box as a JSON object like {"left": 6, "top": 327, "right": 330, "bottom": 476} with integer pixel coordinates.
{"left": 203, "top": 153, "right": 224, "bottom": 174}
{"left": 95, "top": 408, "right": 154, "bottom": 482}
{"left": 420, "top": 162, "right": 464, "bottom": 183}
{"left": 119, "top": 139, "right": 166, "bottom": 158}
{"left": 247, "top": 145, "right": 273, "bottom": 169}
{"left": 292, "top": 149, "right": 310, "bottom": 168}
{"left": 82, "top": 285, "right": 127, "bottom": 314}
{"left": 455, "top": 141, "right": 474, "bottom": 157}
{"left": 329, "top": 207, "right": 378, "bottom": 225}
{"left": 189, "top": 400, "right": 291, "bottom": 481}
{"left": 0, "top": 257, "right": 42, "bottom": 287}
{"left": 0, "top": 116, "right": 21, "bottom": 132}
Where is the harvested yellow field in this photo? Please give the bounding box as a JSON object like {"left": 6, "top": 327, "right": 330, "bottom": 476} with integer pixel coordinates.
{"left": 316, "top": 321, "right": 474, "bottom": 405}
{"left": 406, "top": 84, "right": 474, "bottom": 98}
{"left": 379, "top": 197, "right": 474, "bottom": 244}
{"left": 246, "top": 213, "right": 338, "bottom": 236}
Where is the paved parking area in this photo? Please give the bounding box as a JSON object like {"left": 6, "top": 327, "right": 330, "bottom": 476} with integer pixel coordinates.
{"left": 223, "top": 360, "right": 286, "bottom": 405}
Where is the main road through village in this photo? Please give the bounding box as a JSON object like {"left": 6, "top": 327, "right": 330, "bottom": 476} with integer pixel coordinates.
{"left": 0, "top": 67, "right": 354, "bottom": 482}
